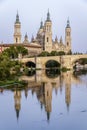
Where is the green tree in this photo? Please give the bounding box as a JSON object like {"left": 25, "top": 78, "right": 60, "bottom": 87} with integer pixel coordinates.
{"left": 38, "top": 51, "right": 50, "bottom": 57}
{"left": 0, "top": 52, "right": 22, "bottom": 80}
{"left": 79, "top": 58, "right": 87, "bottom": 65}
{"left": 3, "top": 45, "right": 28, "bottom": 58}
{"left": 16, "top": 45, "right": 28, "bottom": 56}
{"left": 57, "top": 51, "right": 65, "bottom": 56}
{"left": 50, "top": 51, "right": 58, "bottom": 56}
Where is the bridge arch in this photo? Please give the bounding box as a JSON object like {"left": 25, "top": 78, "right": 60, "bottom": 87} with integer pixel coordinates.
{"left": 45, "top": 60, "right": 61, "bottom": 78}
{"left": 45, "top": 60, "right": 61, "bottom": 69}
{"left": 26, "top": 61, "right": 36, "bottom": 68}
{"left": 72, "top": 58, "right": 87, "bottom": 69}
{"left": 25, "top": 61, "right": 36, "bottom": 76}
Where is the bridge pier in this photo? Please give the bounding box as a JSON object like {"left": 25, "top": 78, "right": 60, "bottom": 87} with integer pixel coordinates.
{"left": 35, "top": 57, "right": 43, "bottom": 69}
{"left": 60, "top": 56, "right": 72, "bottom": 70}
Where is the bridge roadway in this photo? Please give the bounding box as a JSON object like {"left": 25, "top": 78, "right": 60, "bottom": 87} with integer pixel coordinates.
{"left": 18, "top": 54, "right": 87, "bottom": 69}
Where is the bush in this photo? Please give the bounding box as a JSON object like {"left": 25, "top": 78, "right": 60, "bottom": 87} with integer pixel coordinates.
{"left": 38, "top": 51, "right": 50, "bottom": 57}
{"left": 61, "top": 67, "right": 69, "bottom": 72}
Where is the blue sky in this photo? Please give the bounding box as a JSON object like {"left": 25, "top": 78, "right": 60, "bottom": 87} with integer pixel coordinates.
{"left": 0, "top": 0, "right": 87, "bottom": 53}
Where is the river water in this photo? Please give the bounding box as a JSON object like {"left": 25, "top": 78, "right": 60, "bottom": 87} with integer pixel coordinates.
{"left": 0, "top": 70, "right": 87, "bottom": 130}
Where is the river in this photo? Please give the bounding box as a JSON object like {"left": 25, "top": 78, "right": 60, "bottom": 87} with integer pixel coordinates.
{"left": 0, "top": 70, "right": 87, "bottom": 130}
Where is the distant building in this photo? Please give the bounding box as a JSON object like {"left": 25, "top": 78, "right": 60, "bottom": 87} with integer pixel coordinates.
{"left": 0, "top": 10, "right": 71, "bottom": 55}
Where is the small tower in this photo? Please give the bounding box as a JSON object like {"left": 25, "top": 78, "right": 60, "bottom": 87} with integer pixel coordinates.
{"left": 37, "top": 20, "right": 44, "bottom": 39}
{"left": 23, "top": 33, "right": 29, "bottom": 43}
{"left": 65, "top": 18, "right": 71, "bottom": 53}
{"left": 55, "top": 36, "right": 58, "bottom": 43}
{"left": 14, "top": 12, "right": 21, "bottom": 44}
{"left": 40, "top": 20, "right": 43, "bottom": 29}
{"left": 36, "top": 20, "right": 44, "bottom": 48}
{"left": 31, "top": 35, "right": 34, "bottom": 42}
{"left": 60, "top": 36, "right": 63, "bottom": 44}
{"left": 44, "top": 10, "right": 52, "bottom": 52}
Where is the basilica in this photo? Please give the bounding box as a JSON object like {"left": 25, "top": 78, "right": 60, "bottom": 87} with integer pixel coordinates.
{"left": 0, "top": 11, "right": 71, "bottom": 55}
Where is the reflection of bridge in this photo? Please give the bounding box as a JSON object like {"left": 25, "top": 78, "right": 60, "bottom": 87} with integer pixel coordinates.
{"left": 19, "top": 54, "right": 87, "bottom": 69}
{"left": 19, "top": 70, "right": 86, "bottom": 87}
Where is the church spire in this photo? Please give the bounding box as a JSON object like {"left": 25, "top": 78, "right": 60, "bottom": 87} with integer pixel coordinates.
{"left": 15, "top": 11, "right": 20, "bottom": 24}
{"left": 14, "top": 11, "right": 21, "bottom": 43}
{"left": 31, "top": 35, "right": 34, "bottom": 42}
{"left": 55, "top": 36, "right": 58, "bottom": 42}
{"left": 25, "top": 32, "right": 28, "bottom": 39}
{"left": 46, "top": 9, "right": 51, "bottom": 22}
{"left": 66, "top": 18, "right": 70, "bottom": 28}
{"left": 60, "top": 36, "right": 63, "bottom": 43}
{"left": 23, "top": 32, "right": 29, "bottom": 43}
{"left": 40, "top": 20, "right": 43, "bottom": 29}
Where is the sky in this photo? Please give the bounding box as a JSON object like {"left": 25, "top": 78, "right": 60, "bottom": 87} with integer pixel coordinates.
{"left": 0, "top": 0, "right": 87, "bottom": 53}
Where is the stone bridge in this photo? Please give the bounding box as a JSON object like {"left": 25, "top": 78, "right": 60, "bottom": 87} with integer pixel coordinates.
{"left": 20, "top": 54, "right": 87, "bottom": 69}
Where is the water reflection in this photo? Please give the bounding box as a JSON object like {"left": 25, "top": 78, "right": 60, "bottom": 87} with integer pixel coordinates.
{"left": 19, "top": 70, "right": 87, "bottom": 121}
{"left": 14, "top": 90, "right": 21, "bottom": 120}
{"left": 46, "top": 69, "right": 60, "bottom": 78}
{"left": 0, "top": 88, "right": 4, "bottom": 93}
{"left": 0, "top": 70, "right": 87, "bottom": 128}
{"left": 27, "top": 69, "right": 36, "bottom": 76}
{"left": 73, "top": 69, "right": 87, "bottom": 76}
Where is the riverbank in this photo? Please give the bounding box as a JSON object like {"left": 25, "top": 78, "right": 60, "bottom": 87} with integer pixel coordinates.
{"left": 0, "top": 80, "right": 27, "bottom": 89}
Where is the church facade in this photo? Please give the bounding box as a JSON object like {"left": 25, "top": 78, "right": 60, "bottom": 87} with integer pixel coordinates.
{"left": 0, "top": 11, "right": 71, "bottom": 55}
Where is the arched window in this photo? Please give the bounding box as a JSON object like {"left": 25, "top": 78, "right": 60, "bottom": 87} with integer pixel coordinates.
{"left": 47, "top": 37, "right": 49, "bottom": 42}
{"left": 67, "top": 32, "right": 70, "bottom": 36}
{"left": 46, "top": 26, "right": 48, "bottom": 32}
{"left": 47, "top": 91, "right": 49, "bottom": 96}
{"left": 67, "top": 42, "right": 69, "bottom": 46}
{"left": 67, "top": 32, "right": 69, "bottom": 36}
{"left": 16, "top": 38, "right": 18, "bottom": 43}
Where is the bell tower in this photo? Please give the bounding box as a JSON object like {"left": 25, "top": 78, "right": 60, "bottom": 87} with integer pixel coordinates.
{"left": 65, "top": 18, "right": 71, "bottom": 53}
{"left": 44, "top": 10, "right": 52, "bottom": 52}
{"left": 14, "top": 12, "right": 21, "bottom": 44}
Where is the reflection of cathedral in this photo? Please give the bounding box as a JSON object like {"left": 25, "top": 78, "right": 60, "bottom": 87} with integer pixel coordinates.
{"left": 0, "top": 71, "right": 86, "bottom": 122}
{"left": 11, "top": 71, "right": 74, "bottom": 121}
{"left": 31, "top": 72, "right": 71, "bottom": 121}
{"left": 36, "top": 83, "right": 52, "bottom": 121}
{"left": 0, "top": 10, "right": 71, "bottom": 55}
{"left": 14, "top": 90, "right": 21, "bottom": 120}
{"left": 64, "top": 72, "right": 71, "bottom": 111}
